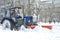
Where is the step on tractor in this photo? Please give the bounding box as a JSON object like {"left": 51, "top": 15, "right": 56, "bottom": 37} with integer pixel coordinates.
{"left": 1, "top": 7, "right": 36, "bottom": 31}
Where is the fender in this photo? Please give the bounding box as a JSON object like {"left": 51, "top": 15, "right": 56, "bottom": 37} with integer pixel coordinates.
{"left": 1, "top": 17, "right": 14, "bottom": 24}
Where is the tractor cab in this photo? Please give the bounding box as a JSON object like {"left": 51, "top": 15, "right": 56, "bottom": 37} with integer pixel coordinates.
{"left": 10, "top": 7, "right": 22, "bottom": 18}
{"left": 3, "top": 7, "right": 22, "bottom": 19}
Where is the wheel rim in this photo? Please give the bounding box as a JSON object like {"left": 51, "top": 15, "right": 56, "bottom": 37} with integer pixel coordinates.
{"left": 3, "top": 20, "right": 11, "bottom": 30}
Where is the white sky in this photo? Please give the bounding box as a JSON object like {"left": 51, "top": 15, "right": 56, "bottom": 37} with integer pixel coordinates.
{"left": 40, "top": 0, "right": 47, "bottom": 1}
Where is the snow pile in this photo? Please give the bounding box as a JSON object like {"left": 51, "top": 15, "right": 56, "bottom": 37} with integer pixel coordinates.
{"left": 0, "top": 31, "right": 52, "bottom": 40}
{"left": 0, "top": 22, "right": 60, "bottom": 40}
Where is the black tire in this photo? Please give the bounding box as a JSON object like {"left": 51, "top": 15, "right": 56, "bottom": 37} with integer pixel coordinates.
{"left": 2, "top": 19, "right": 14, "bottom": 30}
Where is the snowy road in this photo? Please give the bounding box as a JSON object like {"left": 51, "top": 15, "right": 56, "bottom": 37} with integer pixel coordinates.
{"left": 0, "top": 22, "right": 60, "bottom": 40}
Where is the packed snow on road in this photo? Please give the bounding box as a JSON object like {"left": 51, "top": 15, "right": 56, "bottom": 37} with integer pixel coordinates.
{"left": 0, "top": 22, "right": 60, "bottom": 40}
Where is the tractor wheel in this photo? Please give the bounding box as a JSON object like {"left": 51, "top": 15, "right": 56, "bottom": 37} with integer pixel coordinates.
{"left": 2, "top": 20, "right": 12, "bottom": 30}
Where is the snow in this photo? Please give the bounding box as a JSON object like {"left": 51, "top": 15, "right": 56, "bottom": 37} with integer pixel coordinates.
{"left": 0, "top": 22, "right": 60, "bottom": 40}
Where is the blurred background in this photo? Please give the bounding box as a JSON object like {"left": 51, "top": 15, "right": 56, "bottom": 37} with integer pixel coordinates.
{"left": 0, "top": 0, "right": 60, "bottom": 22}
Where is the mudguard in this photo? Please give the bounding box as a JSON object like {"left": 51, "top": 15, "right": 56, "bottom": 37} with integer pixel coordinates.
{"left": 1, "top": 17, "right": 14, "bottom": 24}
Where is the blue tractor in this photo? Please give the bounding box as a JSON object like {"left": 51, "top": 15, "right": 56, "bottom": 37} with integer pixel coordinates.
{"left": 1, "top": 7, "right": 34, "bottom": 31}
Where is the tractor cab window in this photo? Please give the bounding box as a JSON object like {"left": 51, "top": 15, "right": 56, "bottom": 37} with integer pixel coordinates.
{"left": 5, "top": 10, "right": 10, "bottom": 17}
{"left": 15, "top": 8, "right": 23, "bottom": 18}
{"left": 10, "top": 9, "right": 16, "bottom": 18}
{"left": 10, "top": 10, "right": 15, "bottom": 15}
{"left": 15, "top": 8, "right": 20, "bottom": 14}
{"left": 15, "top": 8, "right": 21, "bottom": 16}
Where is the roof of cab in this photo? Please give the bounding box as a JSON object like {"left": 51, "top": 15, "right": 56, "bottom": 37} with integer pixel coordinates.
{"left": 9, "top": 7, "right": 21, "bottom": 10}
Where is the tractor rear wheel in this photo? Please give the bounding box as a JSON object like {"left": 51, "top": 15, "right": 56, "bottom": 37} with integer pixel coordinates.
{"left": 2, "top": 20, "right": 12, "bottom": 30}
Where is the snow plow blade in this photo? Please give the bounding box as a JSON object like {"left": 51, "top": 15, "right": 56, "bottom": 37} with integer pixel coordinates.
{"left": 42, "top": 25, "right": 52, "bottom": 30}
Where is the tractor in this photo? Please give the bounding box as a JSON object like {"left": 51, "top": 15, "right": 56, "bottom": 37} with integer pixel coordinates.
{"left": 1, "top": 7, "right": 35, "bottom": 31}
